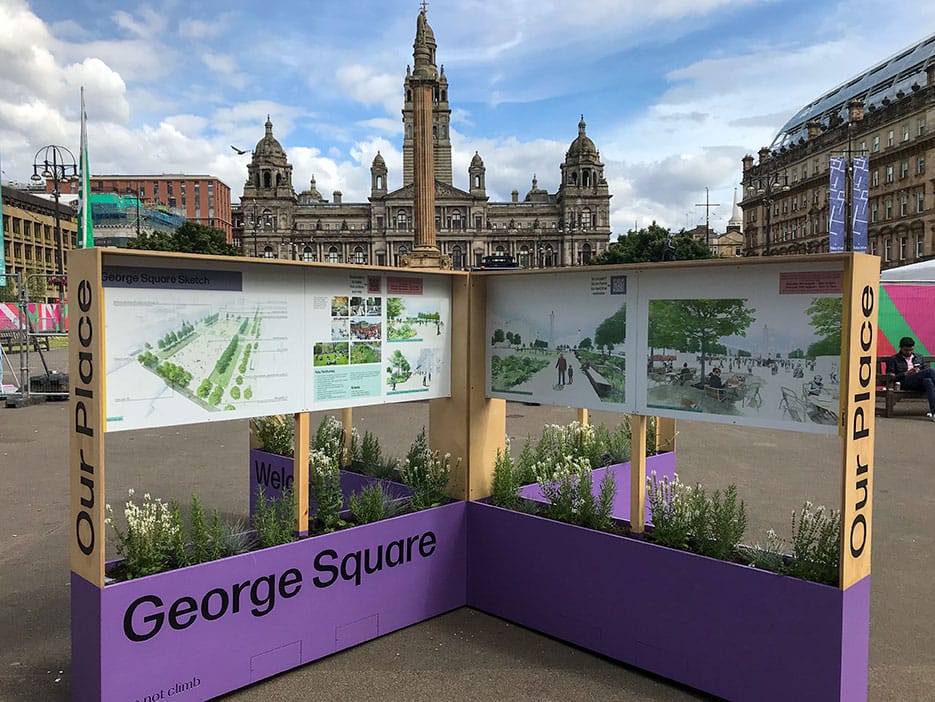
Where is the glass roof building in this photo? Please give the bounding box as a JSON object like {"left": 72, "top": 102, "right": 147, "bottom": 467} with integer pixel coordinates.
{"left": 740, "top": 33, "right": 935, "bottom": 268}
{"left": 771, "top": 33, "right": 935, "bottom": 150}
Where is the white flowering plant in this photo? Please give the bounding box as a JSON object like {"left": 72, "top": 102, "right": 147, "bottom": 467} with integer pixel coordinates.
{"left": 535, "top": 454, "right": 616, "bottom": 531}
{"left": 251, "top": 415, "right": 294, "bottom": 456}
{"left": 400, "top": 428, "right": 458, "bottom": 511}
{"left": 314, "top": 415, "right": 348, "bottom": 467}
{"left": 106, "top": 489, "right": 184, "bottom": 580}
{"left": 311, "top": 449, "right": 347, "bottom": 532}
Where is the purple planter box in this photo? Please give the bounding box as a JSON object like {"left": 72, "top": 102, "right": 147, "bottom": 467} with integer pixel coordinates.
{"left": 466, "top": 500, "right": 869, "bottom": 702}
{"left": 249, "top": 448, "right": 411, "bottom": 517}
{"left": 518, "top": 452, "right": 676, "bottom": 523}
{"left": 73, "top": 501, "right": 466, "bottom": 701}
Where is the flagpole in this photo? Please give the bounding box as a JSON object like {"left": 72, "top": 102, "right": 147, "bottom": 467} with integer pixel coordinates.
{"left": 78, "top": 87, "right": 94, "bottom": 250}
{"left": 0, "top": 149, "right": 7, "bottom": 287}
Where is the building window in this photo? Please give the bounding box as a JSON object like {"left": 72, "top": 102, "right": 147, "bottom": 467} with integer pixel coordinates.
{"left": 885, "top": 198, "right": 893, "bottom": 219}
{"left": 900, "top": 237, "right": 907, "bottom": 260}
{"left": 872, "top": 135, "right": 880, "bottom": 152}
{"left": 919, "top": 118, "right": 926, "bottom": 136}
{"left": 872, "top": 170, "right": 879, "bottom": 187}
{"left": 791, "top": 196, "right": 798, "bottom": 212}
{"left": 327, "top": 247, "right": 340, "bottom": 263}
{"left": 579, "top": 243, "right": 592, "bottom": 265}
{"left": 302, "top": 247, "right": 314, "bottom": 262}
{"left": 901, "top": 161, "right": 909, "bottom": 179}
{"left": 581, "top": 209, "right": 592, "bottom": 229}
{"left": 451, "top": 245, "right": 463, "bottom": 269}
{"left": 869, "top": 240, "right": 877, "bottom": 256}
{"left": 884, "top": 239, "right": 891, "bottom": 262}
{"left": 903, "top": 124, "right": 910, "bottom": 142}
{"left": 885, "top": 165, "right": 893, "bottom": 183}
{"left": 887, "top": 129, "right": 894, "bottom": 147}
{"left": 917, "top": 235, "right": 925, "bottom": 258}
{"left": 900, "top": 194, "right": 908, "bottom": 217}
{"left": 353, "top": 247, "right": 366, "bottom": 264}
{"left": 812, "top": 159, "right": 819, "bottom": 175}
{"left": 396, "top": 211, "right": 407, "bottom": 229}
{"left": 918, "top": 191, "right": 926, "bottom": 213}
{"left": 871, "top": 202, "right": 878, "bottom": 223}
{"left": 263, "top": 246, "right": 274, "bottom": 259}
{"left": 918, "top": 156, "right": 925, "bottom": 175}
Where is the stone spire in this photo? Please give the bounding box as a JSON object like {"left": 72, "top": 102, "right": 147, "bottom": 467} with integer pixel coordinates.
{"left": 728, "top": 188, "right": 743, "bottom": 232}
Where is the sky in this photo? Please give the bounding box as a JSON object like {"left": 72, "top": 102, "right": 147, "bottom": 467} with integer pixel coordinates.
{"left": 2, "top": 0, "right": 934, "bottom": 237}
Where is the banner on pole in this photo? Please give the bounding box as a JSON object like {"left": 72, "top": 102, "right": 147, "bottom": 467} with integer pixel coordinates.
{"left": 829, "top": 157, "right": 846, "bottom": 253}
{"left": 851, "top": 156, "right": 869, "bottom": 253}
{"left": 77, "top": 87, "right": 94, "bottom": 249}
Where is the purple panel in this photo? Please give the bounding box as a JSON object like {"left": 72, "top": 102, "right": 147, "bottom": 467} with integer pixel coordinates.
{"left": 517, "top": 452, "right": 676, "bottom": 523}
{"left": 249, "top": 449, "right": 411, "bottom": 517}
{"left": 91, "top": 502, "right": 466, "bottom": 701}
{"left": 467, "top": 501, "right": 852, "bottom": 701}
{"left": 71, "top": 572, "right": 102, "bottom": 702}
{"left": 840, "top": 575, "right": 871, "bottom": 701}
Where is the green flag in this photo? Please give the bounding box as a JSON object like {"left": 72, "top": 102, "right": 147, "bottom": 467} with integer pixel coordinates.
{"left": 77, "top": 87, "right": 94, "bottom": 248}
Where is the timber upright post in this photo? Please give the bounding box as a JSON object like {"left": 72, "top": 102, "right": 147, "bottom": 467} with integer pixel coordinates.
{"left": 836, "top": 252, "right": 879, "bottom": 699}
{"left": 69, "top": 247, "right": 107, "bottom": 699}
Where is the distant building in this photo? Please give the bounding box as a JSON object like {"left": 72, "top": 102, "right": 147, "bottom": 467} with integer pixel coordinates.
{"left": 89, "top": 193, "right": 186, "bottom": 248}
{"left": 740, "top": 33, "right": 935, "bottom": 269}
{"left": 1, "top": 185, "right": 77, "bottom": 300}
{"left": 232, "top": 9, "right": 612, "bottom": 268}
{"left": 51, "top": 174, "right": 233, "bottom": 240}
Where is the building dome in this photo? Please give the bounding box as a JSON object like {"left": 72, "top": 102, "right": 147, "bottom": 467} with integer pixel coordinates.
{"left": 372, "top": 151, "right": 386, "bottom": 168}
{"left": 566, "top": 116, "right": 597, "bottom": 159}
{"left": 470, "top": 151, "right": 484, "bottom": 168}
{"left": 254, "top": 116, "right": 286, "bottom": 158}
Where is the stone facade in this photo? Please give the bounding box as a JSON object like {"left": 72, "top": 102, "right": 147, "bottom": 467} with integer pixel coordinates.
{"left": 232, "top": 11, "right": 612, "bottom": 269}
{"left": 740, "top": 39, "right": 935, "bottom": 270}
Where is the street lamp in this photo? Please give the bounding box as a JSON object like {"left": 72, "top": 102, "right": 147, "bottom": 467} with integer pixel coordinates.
{"left": 31, "top": 145, "right": 78, "bottom": 298}
{"left": 745, "top": 170, "right": 789, "bottom": 256}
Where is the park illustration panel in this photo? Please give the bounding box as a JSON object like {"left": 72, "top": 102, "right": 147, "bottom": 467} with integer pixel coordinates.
{"left": 638, "top": 266, "right": 844, "bottom": 433}
{"left": 103, "top": 265, "right": 306, "bottom": 431}
{"left": 485, "top": 272, "right": 631, "bottom": 410}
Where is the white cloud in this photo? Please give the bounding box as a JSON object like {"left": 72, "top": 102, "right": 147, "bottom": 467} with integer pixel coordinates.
{"left": 201, "top": 52, "right": 246, "bottom": 88}
{"left": 178, "top": 15, "right": 232, "bottom": 40}
{"left": 335, "top": 64, "right": 401, "bottom": 115}
{"left": 112, "top": 7, "right": 167, "bottom": 39}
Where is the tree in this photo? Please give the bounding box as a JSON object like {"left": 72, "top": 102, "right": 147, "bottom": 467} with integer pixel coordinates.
{"left": 127, "top": 222, "right": 242, "bottom": 256}
{"left": 592, "top": 222, "right": 714, "bottom": 264}
{"left": 594, "top": 305, "right": 626, "bottom": 357}
{"left": 512, "top": 333, "right": 522, "bottom": 348}
{"left": 648, "top": 299, "right": 756, "bottom": 381}
{"left": 579, "top": 337, "right": 592, "bottom": 350}
{"left": 386, "top": 297, "right": 404, "bottom": 321}
{"left": 491, "top": 328, "right": 505, "bottom": 345}
{"left": 389, "top": 349, "right": 410, "bottom": 378}
{"left": 805, "top": 297, "right": 842, "bottom": 357}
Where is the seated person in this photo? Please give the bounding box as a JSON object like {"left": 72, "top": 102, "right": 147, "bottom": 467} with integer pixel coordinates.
{"left": 706, "top": 367, "right": 723, "bottom": 389}
{"left": 678, "top": 363, "right": 693, "bottom": 384}
{"left": 806, "top": 375, "right": 824, "bottom": 397}
{"left": 891, "top": 336, "right": 935, "bottom": 420}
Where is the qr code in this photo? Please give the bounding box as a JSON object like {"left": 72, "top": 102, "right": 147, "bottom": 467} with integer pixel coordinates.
{"left": 610, "top": 275, "right": 627, "bottom": 295}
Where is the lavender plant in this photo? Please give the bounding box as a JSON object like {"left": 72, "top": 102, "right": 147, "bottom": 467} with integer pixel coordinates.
{"left": 253, "top": 486, "right": 297, "bottom": 548}
{"left": 349, "top": 483, "right": 402, "bottom": 524}
{"left": 311, "top": 449, "right": 347, "bottom": 531}
{"left": 400, "top": 429, "right": 457, "bottom": 511}
{"left": 251, "top": 415, "right": 294, "bottom": 456}
{"left": 789, "top": 502, "right": 840, "bottom": 585}
{"left": 105, "top": 489, "right": 184, "bottom": 579}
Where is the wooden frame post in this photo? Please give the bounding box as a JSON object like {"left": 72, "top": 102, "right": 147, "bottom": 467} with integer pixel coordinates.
{"left": 341, "top": 407, "right": 353, "bottom": 465}
{"left": 294, "top": 412, "right": 310, "bottom": 536}
{"left": 430, "top": 274, "right": 505, "bottom": 500}
{"left": 629, "top": 414, "right": 648, "bottom": 533}
{"left": 577, "top": 408, "right": 589, "bottom": 425}
{"left": 69, "top": 248, "right": 106, "bottom": 588}
{"left": 839, "top": 253, "right": 879, "bottom": 589}
{"left": 655, "top": 416, "right": 677, "bottom": 453}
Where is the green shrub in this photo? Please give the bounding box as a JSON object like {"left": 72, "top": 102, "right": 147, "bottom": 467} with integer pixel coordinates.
{"left": 350, "top": 483, "right": 402, "bottom": 525}
{"left": 535, "top": 454, "right": 616, "bottom": 531}
{"left": 314, "top": 415, "right": 346, "bottom": 467}
{"left": 106, "top": 490, "right": 184, "bottom": 579}
{"left": 253, "top": 486, "right": 296, "bottom": 548}
{"left": 400, "top": 429, "right": 456, "bottom": 511}
{"left": 491, "top": 446, "right": 523, "bottom": 510}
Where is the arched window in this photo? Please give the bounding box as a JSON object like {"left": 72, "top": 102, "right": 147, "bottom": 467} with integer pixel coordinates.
{"left": 263, "top": 209, "right": 274, "bottom": 229}
{"left": 397, "top": 210, "right": 408, "bottom": 229}
{"left": 580, "top": 243, "right": 592, "bottom": 265}
{"left": 495, "top": 245, "right": 505, "bottom": 254}
{"left": 327, "top": 246, "right": 340, "bottom": 264}
{"left": 302, "top": 246, "right": 314, "bottom": 262}
{"left": 571, "top": 172, "right": 578, "bottom": 186}
{"left": 406, "top": 90, "right": 412, "bottom": 103}
{"left": 451, "top": 245, "right": 463, "bottom": 269}
{"left": 263, "top": 171, "right": 272, "bottom": 188}
{"left": 376, "top": 175, "right": 383, "bottom": 189}
{"left": 582, "top": 170, "right": 591, "bottom": 187}
{"left": 263, "top": 246, "right": 274, "bottom": 259}
{"left": 441, "top": 90, "right": 447, "bottom": 102}
{"left": 474, "top": 175, "right": 481, "bottom": 188}
{"left": 395, "top": 245, "right": 410, "bottom": 267}
{"left": 353, "top": 247, "right": 366, "bottom": 264}
{"left": 544, "top": 244, "right": 554, "bottom": 267}
{"left": 518, "top": 245, "right": 530, "bottom": 268}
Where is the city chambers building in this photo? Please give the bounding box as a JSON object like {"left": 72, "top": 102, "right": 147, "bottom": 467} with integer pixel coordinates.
{"left": 231, "top": 11, "right": 611, "bottom": 269}
{"left": 740, "top": 33, "right": 935, "bottom": 269}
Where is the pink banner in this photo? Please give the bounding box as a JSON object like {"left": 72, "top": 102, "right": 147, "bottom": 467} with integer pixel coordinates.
{"left": 0, "top": 303, "right": 68, "bottom": 332}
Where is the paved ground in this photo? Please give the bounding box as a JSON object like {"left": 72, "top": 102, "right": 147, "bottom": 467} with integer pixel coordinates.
{"left": 0, "top": 348, "right": 933, "bottom": 701}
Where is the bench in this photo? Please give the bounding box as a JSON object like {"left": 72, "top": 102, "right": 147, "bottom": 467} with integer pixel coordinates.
{"left": 0, "top": 329, "right": 50, "bottom": 353}
{"left": 876, "top": 355, "right": 933, "bottom": 417}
